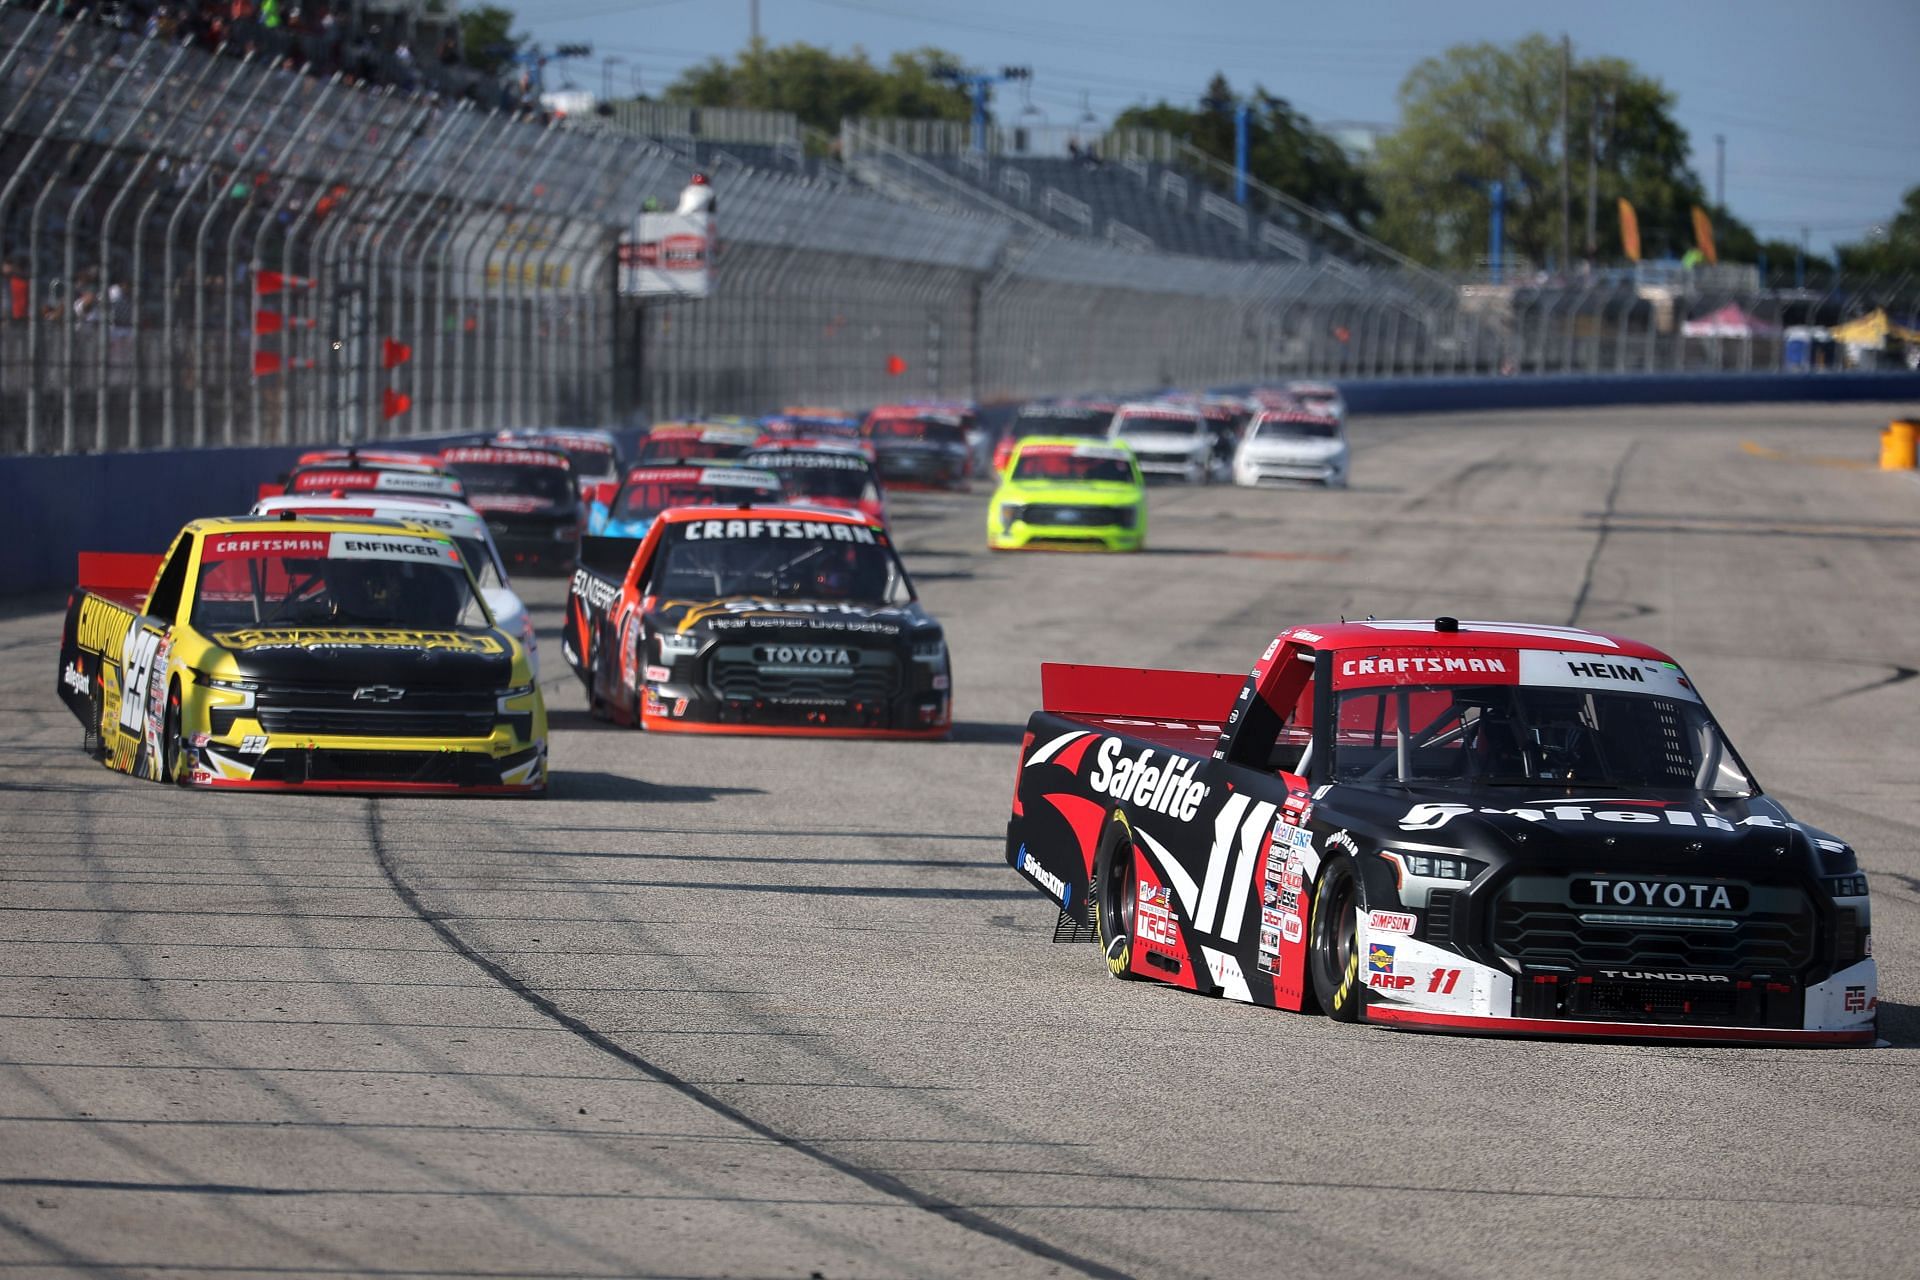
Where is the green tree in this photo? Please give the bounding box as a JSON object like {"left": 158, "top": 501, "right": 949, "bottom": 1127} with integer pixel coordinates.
{"left": 1371, "top": 36, "right": 1738, "bottom": 269}
{"left": 663, "top": 42, "right": 973, "bottom": 135}
{"left": 458, "top": 4, "right": 524, "bottom": 77}
{"left": 1836, "top": 186, "right": 1920, "bottom": 276}
{"left": 1114, "top": 74, "right": 1378, "bottom": 229}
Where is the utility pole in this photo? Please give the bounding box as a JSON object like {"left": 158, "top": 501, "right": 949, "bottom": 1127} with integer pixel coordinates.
{"left": 1559, "top": 33, "right": 1571, "bottom": 271}
{"left": 1714, "top": 133, "right": 1725, "bottom": 207}
{"left": 1585, "top": 80, "right": 1604, "bottom": 260}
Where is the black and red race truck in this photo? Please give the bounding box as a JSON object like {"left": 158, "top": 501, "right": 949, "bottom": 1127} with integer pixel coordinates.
{"left": 1006, "top": 619, "right": 1877, "bottom": 1045}
{"left": 563, "top": 506, "right": 951, "bottom": 738}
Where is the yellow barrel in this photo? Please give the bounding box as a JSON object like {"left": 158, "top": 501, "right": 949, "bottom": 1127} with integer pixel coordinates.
{"left": 1881, "top": 419, "right": 1918, "bottom": 471}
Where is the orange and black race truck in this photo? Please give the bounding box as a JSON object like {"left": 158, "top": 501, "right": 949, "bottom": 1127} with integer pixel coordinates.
{"left": 57, "top": 514, "right": 546, "bottom": 793}
{"left": 564, "top": 506, "right": 951, "bottom": 738}
{"left": 1007, "top": 618, "right": 1876, "bottom": 1045}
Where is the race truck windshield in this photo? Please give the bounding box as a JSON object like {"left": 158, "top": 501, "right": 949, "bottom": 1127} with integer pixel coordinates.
{"left": 651, "top": 518, "right": 912, "bottom": 606}
{"left": 539, "top": 442, "right": 616, "bottom": 480}
{"left": 748, "top": 455, "right": 880, "bottom": 502}
{"left": 1256, "top": 415, "right": 1339, "bottom": 440}
{"left": 1012, "top": 448, "right": 1134, "bottom": 484}
{"left": 639, "top": 437, "right": 751, "bottom": 463}
{"left": 1115, "top": 414, "right": 1202, "bottom": 438}
{"left": 444, "top": 462, "right": 575, "bottom": 506}
{"left": 868, "top": 418, "right": 966, "bottom": 446}
{"left": 1329, "top": 683, "right": 1756, "bottom": 797}
{"left": 1013, "top": 411, "right": 1109, "bottom": 438}
{"left": 191, "top": 533, "right": 489, "bottom": 631}
{"left": 614, "top": 477, "right": 783, "bottom": 522}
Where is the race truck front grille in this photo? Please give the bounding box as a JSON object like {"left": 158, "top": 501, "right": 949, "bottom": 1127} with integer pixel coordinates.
{"left": 1491, "top": 876, "right": 1818, "bottom": 974}
{"left": 707, "top": 646, "right": 901, "bottom": 705}
{"left": 226, "top": 684, "right": 499, "bottom": 739}
{"left": 1021, "top": 504, "right": 1129, "bottom": 528}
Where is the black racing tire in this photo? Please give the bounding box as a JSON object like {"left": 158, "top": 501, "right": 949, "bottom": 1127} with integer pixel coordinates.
{"left": 1308, "top": 855, "right": 1365, "bottom": 1022}
{"left": 1090, "top": 807, "right": 1140, "bottom": 981}
{"left": 162, "top": 681, "right": 187, "bottom": 786}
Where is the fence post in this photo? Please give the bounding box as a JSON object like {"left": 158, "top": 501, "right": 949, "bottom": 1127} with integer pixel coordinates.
{"left": 105, "top": 48, "right": 236, "bottom": 451}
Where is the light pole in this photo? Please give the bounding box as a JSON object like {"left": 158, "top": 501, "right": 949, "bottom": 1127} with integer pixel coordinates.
{"left": 1233, "top": 101, "right": 1250, "bottom": 205}
{"left": 933, "top": 64, "right": 1032, "bottom": 154}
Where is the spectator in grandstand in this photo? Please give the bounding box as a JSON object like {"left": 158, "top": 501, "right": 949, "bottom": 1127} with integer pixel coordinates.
{"left": 676, "top": 172, "right": 715, "bottom": 215}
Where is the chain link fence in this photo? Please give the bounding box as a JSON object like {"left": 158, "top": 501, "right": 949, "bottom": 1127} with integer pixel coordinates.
{"left": 4, "top": 8, "right": 1916, "bottom": 455}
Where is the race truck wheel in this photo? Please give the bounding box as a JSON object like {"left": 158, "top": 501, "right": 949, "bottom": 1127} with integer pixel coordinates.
{"left": 161, "top": 681, "right": 187, "bottom": 786}
{"left": 1308, "top": 855, "right": 1365, "bottom": 1022}
{"left": 1091, "top": 808, "right": 1140, "bottom": 981}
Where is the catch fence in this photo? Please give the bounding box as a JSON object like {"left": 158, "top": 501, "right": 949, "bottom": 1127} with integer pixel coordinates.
{"left": 2, "top": 8, "right": 1915, "bottom": 455}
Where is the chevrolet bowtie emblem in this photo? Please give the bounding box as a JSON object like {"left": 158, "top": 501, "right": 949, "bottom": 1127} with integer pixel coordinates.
{"left": 353, "top": 685, "right": 405, "bottom": 703}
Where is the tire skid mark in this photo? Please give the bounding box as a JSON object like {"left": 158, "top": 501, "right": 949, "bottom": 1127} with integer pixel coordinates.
{"left": 367, "top": 801, "right": 1134, "bottom": 1280}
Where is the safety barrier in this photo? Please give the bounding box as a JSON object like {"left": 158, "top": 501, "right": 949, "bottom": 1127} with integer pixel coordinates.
{"left": 5, "top": 376, "right": 1914, "bottom": 598}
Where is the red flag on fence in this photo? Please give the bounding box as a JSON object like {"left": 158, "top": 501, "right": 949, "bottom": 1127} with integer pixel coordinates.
{"left": 254, "top": 309, "right": 283, "bottom": 335}
{"left": 381, "top": 337, "right": 413, "bottom": 369}
{"left": 254, "top": 271, "right": 309, "bottom": 295}
{"left": 253, "top": 351, "right": 283, "bottom": 376}
{"left": 382, "top": 388, "right": 413, "bottom": 420}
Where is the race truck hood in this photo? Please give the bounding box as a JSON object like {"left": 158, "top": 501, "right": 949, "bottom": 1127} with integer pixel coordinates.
{"left": 208, "top": 626, "right": 517, "bottom": 689}
{"left": 1241, "top": 437, "right": 1344, "bottom": 463}
{"left": 1000, "top": 481, "right": 1140, "bottom": 506}
{"left": 1336, "top": 785, "right": 1850, "bottom": 878}
{"left": 647, "top": 597, "right": 930, "bottom": 640}
{"left": 467, "top": 493, "right": 572, "bottom": 518}
{"left": 1116, "top": 431, "right": 1206, "bottom": 455}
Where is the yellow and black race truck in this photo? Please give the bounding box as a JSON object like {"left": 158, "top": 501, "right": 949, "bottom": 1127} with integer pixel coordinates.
{"left": 56, "top": 514, "right": 546, "bottom": 794}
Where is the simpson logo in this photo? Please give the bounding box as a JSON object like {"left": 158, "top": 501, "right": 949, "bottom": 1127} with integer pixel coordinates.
{"left": 1015, "top": 846, "right": 1070, "bottom": 907}
{"left": 1368, "top": 910, "right": 1417, "bottom": 935}
{"left": 644, "top": 665, "right": 671, "bottom": 683}
{"left": 1575, "top": 878, "right": 1746, "bottom": 911}
{"left": 1600, "top": 971, "right": 1732, "bottom": 984}
{"left": 1086, "top": 739, "right": 1209, "bottom": 822}
{"left": 682, "top": 518, "right": 877, "bottom": 544}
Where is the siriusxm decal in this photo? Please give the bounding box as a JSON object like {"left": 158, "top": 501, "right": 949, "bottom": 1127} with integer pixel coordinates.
{"left": 1016, "top": 844, "right": 1071, "bottom": 907}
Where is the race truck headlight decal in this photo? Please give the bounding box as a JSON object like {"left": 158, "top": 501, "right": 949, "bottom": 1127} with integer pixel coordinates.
{"left": 998, "top": 503, "right": 1023, "bottom": 529}
{"left": 1384, "top": 850, "right": 1486, "bottom": 885}
{"left": 658, "top": 632, "right": 701, "bottom": 658}
{"left": 1824, "top": 873, "right": 1869, "bottom": 898}
{"left": 194, "top": 672, "right": 259, "bottom": 692}
{"left": 909, "top": 632, "right": 947, "bottom": 664}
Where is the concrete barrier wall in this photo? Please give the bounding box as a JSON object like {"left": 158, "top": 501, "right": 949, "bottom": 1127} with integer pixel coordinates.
{"left": 4, "top": 376, "right": 1916, "bottom": 597}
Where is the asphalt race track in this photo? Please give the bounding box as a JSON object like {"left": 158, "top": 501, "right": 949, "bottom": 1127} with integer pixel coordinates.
{"left": 3, "top": 401, "right": 1918, "bottom": 1280}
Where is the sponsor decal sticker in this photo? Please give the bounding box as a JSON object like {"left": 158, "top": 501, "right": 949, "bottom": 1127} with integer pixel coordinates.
{"left": 1335, "top": 648, "right": 1515, "bottom": 688}
{"left": 1086, "top": 739, "right": 1209, "bottom": 822}
{"left": 1368, "top": 944, "right": 1395, "bottom": 975}
{"left": 644, "top": 665, "right": 672, "bottom": 683}
{"left": 1016, "top": 845, "right": 1071, "bottom": 908}
{"left": 62, "top": 661, "right": 89, "bottom": 696}
{"left": 682, "top": 518, "right": 876, "bottom": 544}
{"left": 1400, "top": 802, "right": 1803, "bottom": 835}
{"left": 214, "top": 629, "right": 504, "bottom": 654}
{"left": 1844, "top": 986, "right": 1868, "bottom": 1013}
{"left": 1368, "top": 910, "right": 1417, "bottom": 935}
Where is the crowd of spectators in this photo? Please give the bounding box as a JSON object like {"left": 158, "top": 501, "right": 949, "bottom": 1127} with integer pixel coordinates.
{"left": 49, "top": 0, "right": 547, "bottom": 115}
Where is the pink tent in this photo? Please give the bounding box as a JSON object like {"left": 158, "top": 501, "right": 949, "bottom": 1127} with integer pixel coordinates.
{"left": 1682, "top": 303, "right": 1780, "bottom": 338}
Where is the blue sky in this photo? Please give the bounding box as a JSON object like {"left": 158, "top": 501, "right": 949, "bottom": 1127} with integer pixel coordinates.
{"left": 510, "top": 0, "right": 1920, "bottom": 256}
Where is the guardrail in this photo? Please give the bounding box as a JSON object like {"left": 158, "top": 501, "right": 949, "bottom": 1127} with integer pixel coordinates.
{"left": 7, "top": 374, "right": 1916, "bottom": 597}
